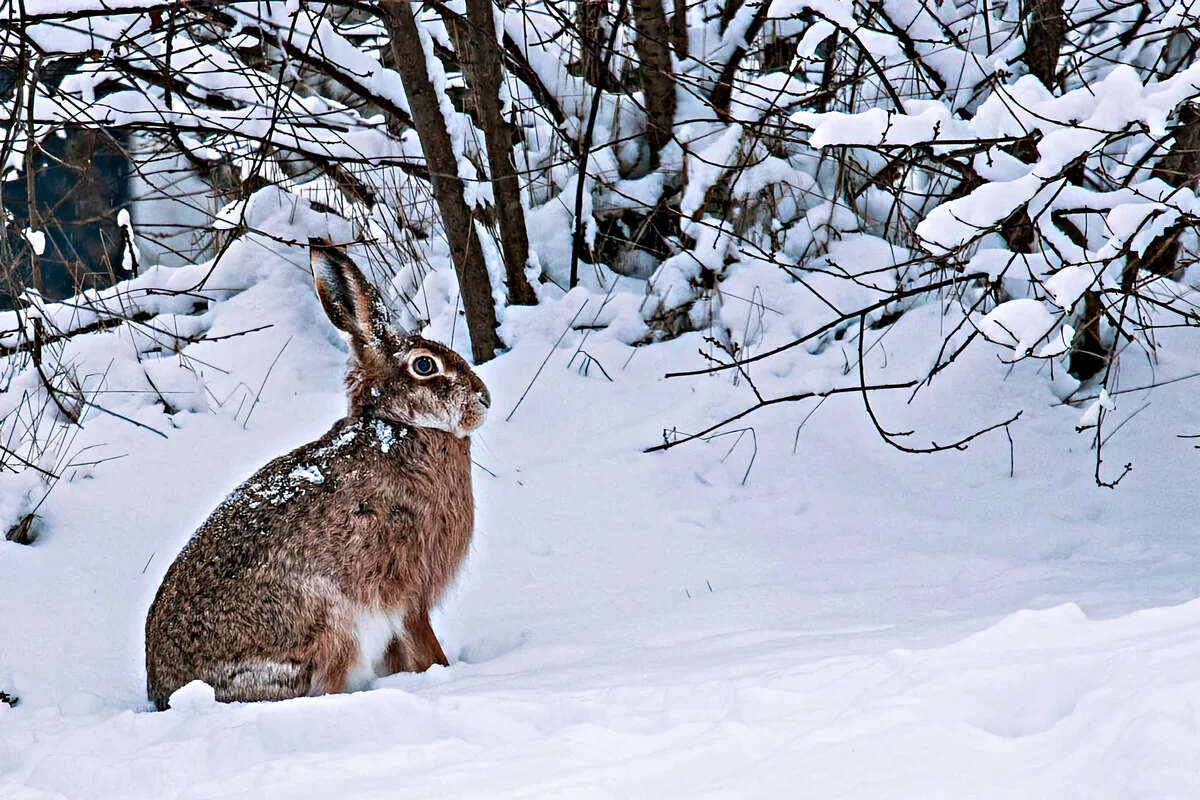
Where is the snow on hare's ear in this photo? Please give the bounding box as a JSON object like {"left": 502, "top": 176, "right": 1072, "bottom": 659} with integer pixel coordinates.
{"left": 309, "top": 238, "right": 395, "bottom": 356}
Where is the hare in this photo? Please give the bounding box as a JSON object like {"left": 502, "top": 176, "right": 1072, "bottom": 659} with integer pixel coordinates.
{"left": 144, "top": 240, "right": 490, "bottom": 710}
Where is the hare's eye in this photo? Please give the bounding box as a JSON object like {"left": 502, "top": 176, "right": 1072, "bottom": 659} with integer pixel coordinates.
{"left": 411, "top": 355, "right": 439, "bottom": 377}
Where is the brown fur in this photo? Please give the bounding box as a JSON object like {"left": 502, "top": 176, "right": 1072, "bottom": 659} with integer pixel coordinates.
{"left": 144, "top": 242, "right": 488, "bottom": 710}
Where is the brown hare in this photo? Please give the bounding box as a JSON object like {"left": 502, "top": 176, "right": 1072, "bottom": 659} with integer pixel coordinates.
{"left": 144, "top": 240, "right": 490, "bottom": 710}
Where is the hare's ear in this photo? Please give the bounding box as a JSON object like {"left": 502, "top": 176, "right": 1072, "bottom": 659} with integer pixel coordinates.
{"left": 309, "top": 239, "right": 391, "bottom": 352}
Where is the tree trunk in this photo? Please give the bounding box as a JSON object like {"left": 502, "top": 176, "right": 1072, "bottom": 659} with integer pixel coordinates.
{"left": 719, "top": 0, "right": 744, "bottom": 34}
{"left": 761, "top": 24, "right": 797, "bottom": 72}
{"left": 631, "top": 0, "right": 676, "bottom": 165}
{"left": 814, "top": 29, "right": 839, "bottom": 112}
{"left": 1151, "top": 103, "right": 1200, "bottom": 190}
{"left": 577, "top": 0, "right": 609, "bottom": 89}
{"left": 1023, "top": 0, "right": 1065, "bottom": 89}
{"left": 1124, "top": 103, "right": 1200, "bottom": 283}
{"left": 1067, "top": 287, "right": 1107, "bottom": 380}
{"left": 709, "top": 0, "right": 772, "bottom": 120}
{"left": 379, "top": 0, "right": 502, "bottom": 364}
{"left": 24, "top": 57, "right": 42, "bottom": 296}
{"left": 669, "top": 0, "right": 689, "bottom": 60}
{"left": 463, "top": 0, "right": 537, "bottom": 305}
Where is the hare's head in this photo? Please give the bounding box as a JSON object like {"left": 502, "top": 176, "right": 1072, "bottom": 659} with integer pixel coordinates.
{"left": 310, "top": 240, "right": 490, "bottom": 437}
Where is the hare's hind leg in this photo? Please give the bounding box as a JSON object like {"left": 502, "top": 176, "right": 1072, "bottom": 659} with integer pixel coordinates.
{"left": 205, "top": 623, "right": 357, "bottom": 700}
{"left": 208, "top": 660, "right": 313, "bottom": 703}
{"left": 205, "top": 595, "right": 358, "bottom": 700}
{"left": 381, "top": 608, "right": 449, "bottom": 675}
{"left": 308, "top": 619, "right": 361, "bottom": 695}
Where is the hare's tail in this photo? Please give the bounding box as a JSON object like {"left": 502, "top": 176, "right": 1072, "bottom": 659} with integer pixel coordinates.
{"left": 151, "top": 659, "right": 313, "bottom": 709}
{"left": 208, "top": 659, "right": 314, "bottom": 702}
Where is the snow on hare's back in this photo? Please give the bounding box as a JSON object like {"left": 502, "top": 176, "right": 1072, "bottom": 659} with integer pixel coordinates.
{"left": 144, "top": 241, "right": 490, "bottom": 710}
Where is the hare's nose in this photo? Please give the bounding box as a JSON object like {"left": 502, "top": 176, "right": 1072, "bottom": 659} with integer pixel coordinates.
{"left": 477, "top": 389, "right": 491, "bottom": 409}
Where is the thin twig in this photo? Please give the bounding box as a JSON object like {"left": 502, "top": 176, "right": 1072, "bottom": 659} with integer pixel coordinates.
{"left": 645, "top": 380, "right": 915, "bottom": 453}
{"left": 506, "top": 299, "right": 590, "bottom": 422}
{"left": 242, "top": 336, "right": 292, "bottom": 430}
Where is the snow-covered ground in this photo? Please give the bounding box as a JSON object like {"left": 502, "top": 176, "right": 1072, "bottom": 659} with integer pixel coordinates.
{"left": 4, "top": 223, "right": 1200, "bottom": 797}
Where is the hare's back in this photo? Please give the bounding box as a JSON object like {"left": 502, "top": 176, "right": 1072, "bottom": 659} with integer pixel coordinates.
{"left": 147, "top": 420, "right": 371, "bottom": 643}
{"left": 182, "top": 418, "right": 378, "bottom": 560}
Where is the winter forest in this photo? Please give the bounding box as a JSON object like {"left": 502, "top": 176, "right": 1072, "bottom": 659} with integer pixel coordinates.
{"left": 2, "top": 0, "right": 1200, "bottom": 794}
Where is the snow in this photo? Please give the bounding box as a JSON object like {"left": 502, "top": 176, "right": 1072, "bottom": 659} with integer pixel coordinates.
{"left": 370, "top": 418, "right": 404, "bottom": 454}
{"left": 5, "top": 225, "right": 1200, "bottom": 796}
{"left": 1078, "top": 388, "right": 1116, "bottom": 429}
{"left": 791, "top": 58, "right": 1200, "bottom": 267}
{"left": 978, "top": 298, "right": 1060, "bottom": 357}
{"left": 1044, "top": 266, "right": 1097, "bottom": 312}
{"left": 20, "top": 229, "right": 45, "bottom": 257}
{"left": 5, "top": 0, "right": 1200, "bottom": 795}
{"left": 213, "top": 199, "right": 248, "bottom": 231}
{"left": 681, "top": 126, "right": 743, "bottom": 219}
{"left": 10, "top": 599, "right": 1200, "bottom": 797}
{"left": 799, "top": 105, "right": 972, "bottom": 149}
{"left": 167, "top": 680, "right": 217, "bottom": 711}
{"left": 288, "top": 465, "right": 324, "bottom": 485}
